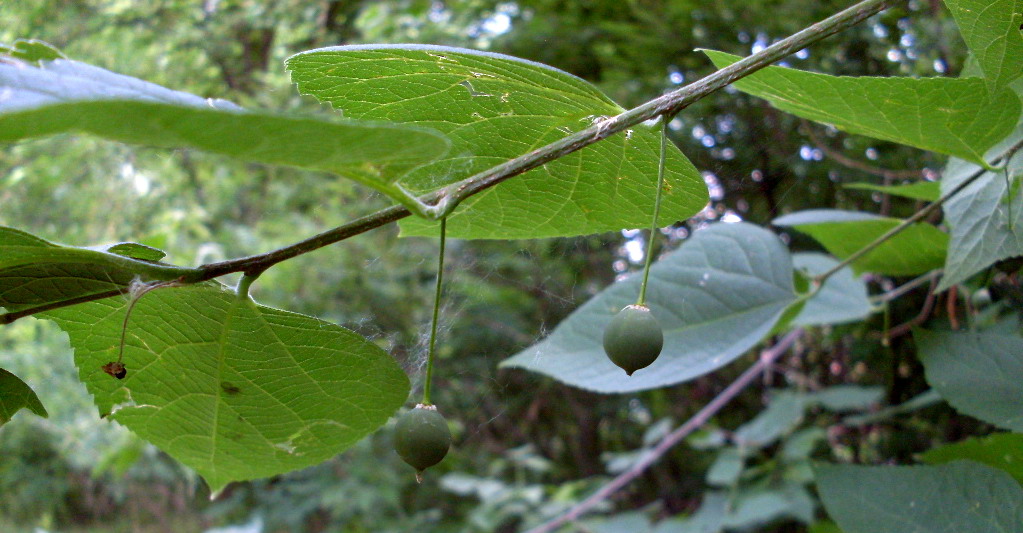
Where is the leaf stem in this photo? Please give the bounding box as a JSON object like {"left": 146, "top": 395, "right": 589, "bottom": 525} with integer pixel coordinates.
{"left": 1004, "top": 168, "right": 1014, "bottom": 231}
{"left": 236, "top": 270, "right": 263, "bottom": 300}
{"left": 0, "top": 288, "right": 126, "bottom": 325}
{"left": 422, "top": 218, "right": 447, "bottom": 406}
{"left": 637, "top": 117, "right": 670, "bottom": 306}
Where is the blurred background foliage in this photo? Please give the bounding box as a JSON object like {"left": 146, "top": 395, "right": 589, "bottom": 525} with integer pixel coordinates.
{"left": 0, "top": 0, "right": 1008, "bottom": 531}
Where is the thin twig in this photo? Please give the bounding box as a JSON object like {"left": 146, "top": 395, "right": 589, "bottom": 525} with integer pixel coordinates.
{"left": 197, "top": 0, "right": 898, "bottom": 280}
{"left": 842, "top": 389, "right": 942, "bottom": 427}
{"left": 886, "top": 276, "right": 939, "bottom": 339}
{"left": 815, "top": 137, "right": 1023, "bottom": 284}
{"left": 0, "top": 0, "right": 898, "bottom": 325}
{"left": 869, "top": 270, "right": 941, "bottom": 304}
{"left": 525, "top": 329, "right": 804, "bottom": 533}
{"left": 801, "top": 121, "right": 926, "bottom": 181}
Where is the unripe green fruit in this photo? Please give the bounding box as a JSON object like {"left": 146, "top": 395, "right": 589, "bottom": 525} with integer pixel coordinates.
{"left": 602, "top": 304, "right": 663, "bottom": 376}
{"left": 394, "top": 404, "right": 451, "bottom": 477}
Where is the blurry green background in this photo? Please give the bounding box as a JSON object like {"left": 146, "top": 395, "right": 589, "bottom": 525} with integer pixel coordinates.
{"left": 0, "top": 1, "right": 981, "bottom": 531}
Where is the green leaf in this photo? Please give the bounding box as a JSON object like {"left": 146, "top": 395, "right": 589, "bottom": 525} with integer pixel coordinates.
{"left": 704, "top": 50, "right": 1021, "bottom": 164}
{"left": 781, "top": 428, "right": 827, "bottom": 463}
{"left": 937, "top": 116, "right": 1023, "bottom": 291}
{"left": 0, "top": 56, "right": 451, "bottom": 207}
{"left": 286, "top": 45, "right": 708, "bottom": 239}
{"left": 0, "top": 39, "right": 66, "bottom": 64}
{"left": 0, "top": 368, "right": 48, "bottom": 425}
{"left": 943, "top": 0, "right": 1023, "bottom": 90}
{"left": 706, "top": 447, "right": 745, "bottom": 486}
{"left": 42, "top": 285, "right": 410, "bottom": 493}
{"left": 724, "top": 484, "right": 815, "bottom": 528}
{"left": 733, "top": 390, "right": 806, "bottom": 448}
{"left": 501, "top": 222, "right": 795, "bottom": 393}
{"left": 809, "top": 521, "right": 844, "bottom": 533}
{"left": 807, "top": 385, "right": 884, "bottom": 413}
{"left": 915, "top": 329, "right": 1023, "bottom": 431}
{"left": 91, "top": 242, "right": 167, "bottom": 262}
{"left": 817, "top": 461, "right": 1023, "bottom": 533}
{"left": 922, "top": 433, "right": 1023, "bottom": 484}
{"left": 579, "top": 512, "right": 653, "bottom": 533}
{"left": 0, "top": 226, "right": 195, "bottom": 315}
{"left": 652, "top": 492, "right": 728, "bottom": 533}
{"left": 791, "top": 253, "right": 872, "bottom": 326}
{"left": 842, "top": 181, "right": 940, "bottom": 202}
{"left": 773, "top": 210, "right": 948, "bottom": 276}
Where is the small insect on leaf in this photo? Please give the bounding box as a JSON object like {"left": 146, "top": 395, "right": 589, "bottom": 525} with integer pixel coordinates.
{"left": 101, "top": 361, "right": 127, "bottom": 380}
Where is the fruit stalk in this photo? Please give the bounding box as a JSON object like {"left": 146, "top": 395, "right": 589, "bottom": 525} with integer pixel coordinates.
{"left": 422, "top": 218, "right": 446, "bottom": 406}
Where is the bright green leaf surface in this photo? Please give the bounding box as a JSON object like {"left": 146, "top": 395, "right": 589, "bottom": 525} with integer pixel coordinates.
{"left": 0, "top": 368, "right": 48, "bottom": 425}
{"left": 96, "top": 242, "right": 167, "bottom": 262}
{"left": 43, "top": 285, "right": 410, "bottom": 493}
{"left": 0, "top": 39, "right": 66, "bottom": 64}
{"left": 916, "top": 329, "right": 1023, "bottom": 431}
{"left": 943, "top": 0, "right": 1023, "bottom": 90}
{"left": 792, "top": 253, "right": 872, "bottom": 326}
{"left": 922, "top": 433, "right": 1023, "bottom": 484}
{"left": 705, "top": 50, "right": 1021, "bottom": 164}
{"left": 843, "top": 181, "right": 940, "bottom": 202}
{"left": 817, "top": 461, "right": 1023, "bottom": 533}
{"left": 286, "top": 45, "right": 708, "bottom": 239}
{"left": 938, "top": 117, "right": 1023, "bottom": 291}
{"left": 501, "top": 222, "right": 795, "bottom": 393}
{"left": 0, "top": 226, "right": 195, "bottom": 315}
{"left": 0, "top": 57, "right": 451, "bottom": 203}
{"left": 773, "top": 210, "right": 948, "bottom": 276}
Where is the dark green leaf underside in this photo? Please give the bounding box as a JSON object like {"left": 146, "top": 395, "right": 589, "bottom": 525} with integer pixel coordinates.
{"left": 0, "top": 58, "right": 451, "bottom": 205}
{"left": 915, "top": 329, "right": 1023, "bottom": 432}
{"left": 502, "top": 222, "right": 795, "bottom": 393}
{"left": 817, "top": 461, "right": 1023, "bottom": 533}
{"left": 0, "top": 226, "right": 194, "bottom": 315}
{"left": 791, "top": 253, "right": 872, "bottom": 326}
{"left": 938, "top": 115, "right": 1023, "bottom": 291}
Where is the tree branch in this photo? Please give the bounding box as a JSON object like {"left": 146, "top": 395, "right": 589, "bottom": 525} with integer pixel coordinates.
{"left": 1, "top": 0, "right": 898, "bottom": 324}
{"left": 815, "top": 137, "right": 1023, "bottom": 285}
{"left": 525, "top": 329, "right": 805, "bottom": 533}
{"left": 199, "top": 0, "right": 898, "bottom": 279}
{"left": 801, "top": 121, "right": 926, "bottom": 181}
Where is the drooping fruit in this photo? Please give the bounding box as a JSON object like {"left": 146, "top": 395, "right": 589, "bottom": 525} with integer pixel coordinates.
{"left": 602, "top": 304, "right": 663, "bottom": 375}
{"left": 394, "top": 404, "right": 451, "bottom": 480}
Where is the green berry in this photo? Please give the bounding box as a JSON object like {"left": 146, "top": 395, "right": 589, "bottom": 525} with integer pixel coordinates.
{"left": 602, "top": 304, "right": 663, "bottom": 376}
{"left": 394, "top": 404, "right": 451, "bottom": 477}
